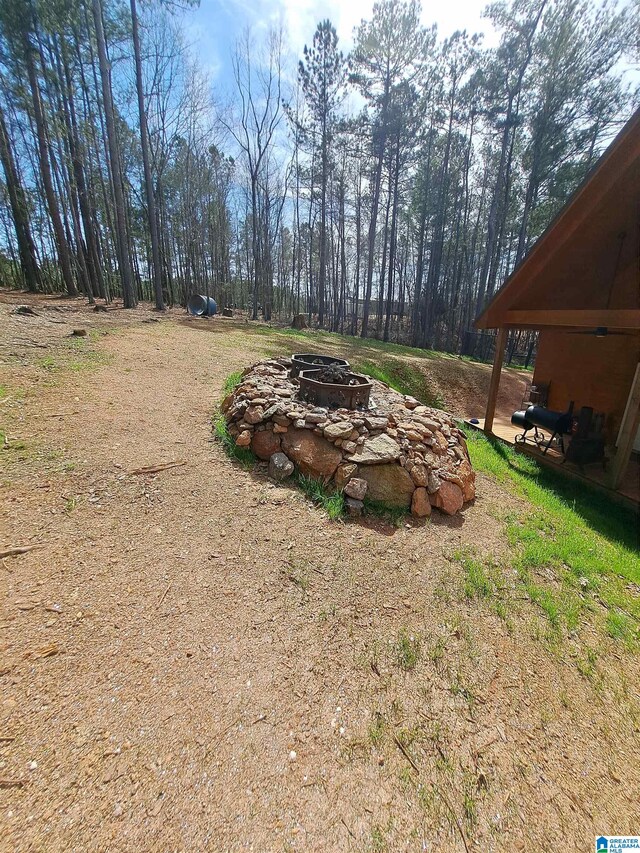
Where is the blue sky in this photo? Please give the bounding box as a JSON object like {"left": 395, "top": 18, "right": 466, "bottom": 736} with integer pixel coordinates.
{"left": 186, "top": 0, "right": 498, "bottom": 91}
{"left": 184, "top": 0, "right": 638, "bottom": 106}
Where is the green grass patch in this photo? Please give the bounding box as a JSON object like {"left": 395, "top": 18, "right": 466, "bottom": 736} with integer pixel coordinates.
{"left": 212, "top": 411, "right": 256, "bottom": 469}
{"left": 454, "top": 549, "right": 495, "bottom": 599}
{"left": 394, "top": 629, "right": 421, "bottom": 671}
{"left": 249, "top": 323, "right": 438, "bottom": 361}
{"left": 222, "top": 371, "right": 243, "bottom": 396}
{"left": 368, "top": 711, "right": 387, "bottom": 747}
{"left": 352, "top": 358, "right": 444, "bottom": 409}
{"left": 295, "top": 473, "right": 345, "bottom": 519}
{"left": 245, "top": 324, "right": 452, "bottom": 406}
{"left": 464, "top": 427, "right": 640, "bottom": 645}
{"left": 36, "top": 337, "right": 111, "bottom": 375}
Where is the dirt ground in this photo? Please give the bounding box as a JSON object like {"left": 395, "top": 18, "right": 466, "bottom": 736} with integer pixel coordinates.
{"left": 1, "top": 292, "right": 638, "bottom": 852}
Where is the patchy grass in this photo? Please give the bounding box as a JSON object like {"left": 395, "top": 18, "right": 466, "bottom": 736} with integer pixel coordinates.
{"left": 245, "top": 323, "right": 447, "bottom": 408}
{"left": 284, "top": 558, "right": 309, "bottom": 592}
{"left": 249, "top": 323, "right": 438, "bottom": 361}
{"left": 36, "top": 336, "right": 111, "bottom": 376}
{"left": 212, "top": 412, "right": 256, "bottom": 469}
{"left": 454, "top": 549, "right": 495, "bottom": 599}
{"left": 222, "top": 370, "right": 243, "bottom": 396}
{"left": 352, "top": 359, "right": 445, "bottom": 409}
{"left": 462, "top": 773, "right": 479, "bottom": 828}
{"left": 368, "top": 711, "right": 387, "bottom": 748}
{"left": 464, "top": 428, "right": 640, "bottom": 645}
{"left": 394, "top": 629, "right": 422, "bottom": 671}
{"left": 295, "top": 473, "right": 345, "bottom": 519}
{"left": 370, "top": 824, "right": 388, "bottom": 852}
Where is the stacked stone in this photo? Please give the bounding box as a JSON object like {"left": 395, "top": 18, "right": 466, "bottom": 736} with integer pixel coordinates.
{"left": 221, "top": 358, "right": 476, "bottom": 518}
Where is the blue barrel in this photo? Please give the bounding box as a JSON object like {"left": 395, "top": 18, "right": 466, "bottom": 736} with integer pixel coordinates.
{"left": 187, "top": 294, "right": 217, "bottom": 316}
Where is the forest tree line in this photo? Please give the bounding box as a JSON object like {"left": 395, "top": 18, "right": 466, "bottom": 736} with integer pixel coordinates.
{"left": 0, "top": 0, "right": 636, "bottom": 357}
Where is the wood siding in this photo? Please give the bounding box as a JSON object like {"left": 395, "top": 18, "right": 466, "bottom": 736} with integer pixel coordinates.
{"left": 533, "top": 330, "right": 640, "bottom": 442}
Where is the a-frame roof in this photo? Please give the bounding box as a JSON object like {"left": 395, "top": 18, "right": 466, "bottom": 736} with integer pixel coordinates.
{"left": 475, "top": 108, "right": 640, "bottom": 331}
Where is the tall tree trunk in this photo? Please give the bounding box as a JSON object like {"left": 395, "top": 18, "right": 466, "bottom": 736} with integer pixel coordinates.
{"left": 318, "top": 114, "right": 328, "bottom": 327}
{"left": 0, "top": 98, "right": 41, "bottom": 292}
{"left": 130, "top": 0, "right": 164, "bottom": 310}
{"left": 360, "top": 133, "right": 385, "bottom": 339}
{"left": 383, "top": 143, "right": 401, "bottom": 343}
{"left": 23, "top": 31, "right": 77, "bottom": 296}
{"left": 92, "top": 0, "right": 136, "bottom": 307}
{"left": 351, "top": 167, "right": 362, "bottom": 336}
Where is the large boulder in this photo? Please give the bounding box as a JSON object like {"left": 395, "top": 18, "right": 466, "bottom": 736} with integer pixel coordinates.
{"left": 346, "top": 433, "right": 401, "bottom": 465}
{"left": 251, "top": 429, "right": 282, "bottom": 460}
{"left": 281, "top": 428, "right": 342, "bottom": 480}
{"left": 430, "top": 480, "right": 464, "bottom": 515}
{"left": 359, "top": 464, "right": 415, "bottom": 508}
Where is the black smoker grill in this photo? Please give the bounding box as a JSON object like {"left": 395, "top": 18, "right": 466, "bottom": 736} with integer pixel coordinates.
{"left": 511, "top": 403, "right": 574, "bottom": 454}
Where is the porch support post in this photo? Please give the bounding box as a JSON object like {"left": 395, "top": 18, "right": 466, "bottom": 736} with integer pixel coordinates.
{"left": 609, "top": 362, "right": 640, "bottom": 490}
{"left": 484, "top": 326, "right": 508, "bottom": 434}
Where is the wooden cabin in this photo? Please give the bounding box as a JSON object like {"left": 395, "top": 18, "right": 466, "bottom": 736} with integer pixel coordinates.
{"left": 475, "top": 108, "right": 640, "bottom": 494}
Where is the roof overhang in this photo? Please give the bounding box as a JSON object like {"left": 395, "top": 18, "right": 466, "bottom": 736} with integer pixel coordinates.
{"left": 475, "top": 109, "right": 640, "bottom": 331}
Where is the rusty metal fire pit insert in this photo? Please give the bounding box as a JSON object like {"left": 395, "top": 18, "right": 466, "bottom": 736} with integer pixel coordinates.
{"left": 290, "top": 353, "right": 350, "bottom": 378}
{"left": 298, "top": 368, "right": 372, "bottom": 410}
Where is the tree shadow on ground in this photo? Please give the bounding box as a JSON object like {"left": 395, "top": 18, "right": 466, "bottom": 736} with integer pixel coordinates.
{"left": 485, "top": 433, "right": 639, "bottom": 554}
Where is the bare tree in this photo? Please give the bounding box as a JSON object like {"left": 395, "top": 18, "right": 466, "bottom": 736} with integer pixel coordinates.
{"left": 221, "top": 28, "right": 285, "bottom": 320}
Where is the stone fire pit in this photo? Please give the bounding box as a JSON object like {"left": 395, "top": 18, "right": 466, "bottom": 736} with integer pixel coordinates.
{"left": 220, "top": 357, "right": 475, "bottom": 518}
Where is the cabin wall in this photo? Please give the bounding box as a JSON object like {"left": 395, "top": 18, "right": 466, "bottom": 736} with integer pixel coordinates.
{"left": 533, "top": 330, "right": 640, "bottom": 443}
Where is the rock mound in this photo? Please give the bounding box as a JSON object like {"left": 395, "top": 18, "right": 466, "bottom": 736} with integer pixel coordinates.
{"left": 220, "top": 358, "right": 475, "bottom": 517}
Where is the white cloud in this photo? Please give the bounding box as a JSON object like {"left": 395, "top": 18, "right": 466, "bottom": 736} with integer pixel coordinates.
{"left": 192, "top": 0, "right": 494, "bottom": 72}
{"left": 278, "top": 0, "right": 493, "bottom": 52}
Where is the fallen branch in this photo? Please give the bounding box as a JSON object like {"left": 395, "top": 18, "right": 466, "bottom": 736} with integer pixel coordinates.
{"left": 35, "top": 644, "right": 59, "bottom": 659}
{"left": 434, "top": 785, "right": 470, "bottom": 853}
{"left": 128, "top": 460, "right": 186, "bottom": 475}
{"left": 202, "top": 716, "right": 242, "bottom": 758}
{"left": 157, "top": 584, "right": 171, "bottom": 608}
{"left": 0, "top": 544, "right": 44, "bottom": 559}
{"left": 340, "top": 817, "right": 356, "bottom": 840}
{"left": 393, "top": 734, "right": 419, "bottom": 773}
{"left": 0, "top": 778, "right": 24, "bottom": 789}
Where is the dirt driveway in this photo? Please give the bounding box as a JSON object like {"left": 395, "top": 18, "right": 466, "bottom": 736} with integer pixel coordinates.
{"left": 1, "top": 297, "right": 638, "bottom": 852}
